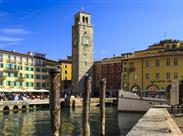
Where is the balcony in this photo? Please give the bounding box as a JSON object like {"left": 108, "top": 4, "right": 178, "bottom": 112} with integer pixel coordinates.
{"left": 0, "top": 76, "right": 7, "bottom": 81}
{"left": 4, "top": 67, "right": 19, "bottom": 73}
{"left": 16, "top": 77, "right": 25, "bottom": 82}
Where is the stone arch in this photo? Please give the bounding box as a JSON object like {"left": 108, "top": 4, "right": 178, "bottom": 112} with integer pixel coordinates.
{"left": 146, "top": 84, "right": 159, "bottom": 91}
{"left": 3, "top": 106, "right": 10, "bottom": 111}
{"left": 166, "top": 45, "right": 170, "bottom": 48}
{"left": 22, "top": 105, "right": 27, "bottom": 110}
{"left": 13, "top": 105, "right": 19, "bottom": 110}
{"left": 131, "top": 85, "right": 140, "bottom": 92}
{"left": 172, "top": 44, "right": 176, "bottom": 48}
{"left": 166, "top": 84, "right": 171, "bottom": 92}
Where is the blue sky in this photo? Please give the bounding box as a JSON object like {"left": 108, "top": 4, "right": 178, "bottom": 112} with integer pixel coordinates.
{"left": 0, "top": 0, "right": 183, "bottom": 61}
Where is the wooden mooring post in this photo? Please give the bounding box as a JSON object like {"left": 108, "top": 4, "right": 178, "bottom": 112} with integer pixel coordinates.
{"left": 82, "top": 75, "right": 92, "bottom": 136}
{"left": 49, "top": 69, "right": 61, "bottom": 136}
{"left": 100, "top": 78, "right": 106, "bottom": 136}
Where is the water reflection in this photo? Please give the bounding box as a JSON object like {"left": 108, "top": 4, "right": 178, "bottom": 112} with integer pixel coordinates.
{"left": 0, "top": 107, "right": 143, "bottom": 136}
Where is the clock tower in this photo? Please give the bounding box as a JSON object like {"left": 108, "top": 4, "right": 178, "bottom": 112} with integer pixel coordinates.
{"left": 72, "top": 11, "right": 94, "bottom": 96}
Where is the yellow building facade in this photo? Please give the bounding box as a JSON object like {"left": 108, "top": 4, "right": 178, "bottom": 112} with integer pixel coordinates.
{"left": 59, "top": 59, "right": 72, "bottom": 81}
{"left": 122, "top": 39, "right": 183, "bottom": 91}
{"left": 0, "top": 50, "right": 57, "bottom": 91}
{"left": 58, "top": 59, "right": 72, "bottom": 90}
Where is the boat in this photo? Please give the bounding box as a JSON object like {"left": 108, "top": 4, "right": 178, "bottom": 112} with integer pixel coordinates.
{"left": 118, "top": 89, "right": 167, "bottom": 112}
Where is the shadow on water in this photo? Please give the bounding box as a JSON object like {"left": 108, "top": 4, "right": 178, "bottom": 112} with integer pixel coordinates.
{"left": 0, "top": 107, "right": 143, "bottom": 136}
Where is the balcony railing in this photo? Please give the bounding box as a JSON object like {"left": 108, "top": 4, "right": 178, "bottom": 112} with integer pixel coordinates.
{"left": 4, "top": 67, "right": 19, "bottom": 73}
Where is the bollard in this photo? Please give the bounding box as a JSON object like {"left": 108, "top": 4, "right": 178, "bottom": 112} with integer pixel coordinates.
{"left": 82, "top": 75, "right": 92, "bottom": 136}
{"left": 100, "top": 78, "right": 106, "bottom": 136}
{"left": 49, "top": 69, "right": 61, "bottom": 136}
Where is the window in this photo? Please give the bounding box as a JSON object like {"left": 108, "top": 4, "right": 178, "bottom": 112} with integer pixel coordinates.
{"left": 20, "top": 57, "right": 22, "bottom": 64}
{"left": 14, "top": 56, "right": 16, "bottom": 62}
{"left": 82, "top": 16, "right": 85, "bottom": 23}
{"left": 146, "top": 73, "right": 150, "bottom": 80}
{"left": 156, "top": 73, "right": 160, "bottom": 79}
{"left": 166, "top": 73, "right": 170, "bottom": 80}
{"left": 174, "top": 73, "right": 178, "bottom": 79}
{"left": 118, "top": 67, "right": 121, "bottom": 72}
{"left": 36, "top": 68, "right": 41, "bottom": 72}
{"left": 109, "top": 68, "right": 113, "bottom": 73}
{"left": 156, "top": 60, "right": 160, "bottom": 67}
{"left": 36, "top": 75, "right": 41, "bottom": 79}
{"left": 42, "top": 83, "right": 46, "bottom": 88}
{"left": 166, "top": 59, "right": 170, "bottom": 66}
{"left": 146, "top": 60, "right": 150, "bottom": 68}
{"left": 26, "top": 58, "right": 29, "bottom": 65}
{"left": 64, "top": 76, "right": 68, "bottom": 80}
{"left": 36, "top": 83, "right": 41, "bottom": 87}
{"left": 174, "top": 58, "right": 178, "bottom": 66}
{"left": 86, "top": 17, "right": 88, "bottom": 23}
{"left": 31, "top": 75, "right": 34, "bottom": 79}
{"left": 20, "top": 82, "right": 23, "bottom": 86}
{"left": 64, "top": 65, "right": 67, "bottom": 68}
{"left": 103, "top": 68, "right": 106, "bottom": 73}
{"left": 64, "top": 70, "right": 67, "bottom": 74}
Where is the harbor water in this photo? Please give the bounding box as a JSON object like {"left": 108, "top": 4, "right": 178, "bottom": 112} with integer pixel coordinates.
{"left": 0, "top": 107, "right": 143, "bottom": 136}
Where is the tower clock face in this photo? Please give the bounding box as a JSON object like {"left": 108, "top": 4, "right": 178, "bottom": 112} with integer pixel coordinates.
{"left": 82, "top": 36, "right": 89, "bottom": 46}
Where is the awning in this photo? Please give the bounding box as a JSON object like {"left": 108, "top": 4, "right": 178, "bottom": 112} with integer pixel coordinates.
{"left": 0, "top": 88, "right": 11, "bottom": 93}
{"left": 0, "top": 88, "right": 49, "bottom": 93}
{"left": 26, "top": 89, "right": 49, "bottom": 93}
{"left": 10, "top": 88, "right": 24, "bottom": 92}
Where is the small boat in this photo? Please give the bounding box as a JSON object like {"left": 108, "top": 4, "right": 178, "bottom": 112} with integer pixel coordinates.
{"left": 118, "top": 89, "right": 167, "bottom": 112}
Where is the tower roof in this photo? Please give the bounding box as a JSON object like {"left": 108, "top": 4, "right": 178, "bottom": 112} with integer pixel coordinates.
{"left": 75, "top": 11, "right": 91, "bottom": 16}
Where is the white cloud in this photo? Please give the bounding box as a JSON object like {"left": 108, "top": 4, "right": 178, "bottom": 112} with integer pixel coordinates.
{"left": 0, "top": 36, "right": 23, "bottom": 42}
{"left": 0, "top": 28, "right": 31, "bottom": 35}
